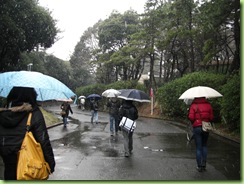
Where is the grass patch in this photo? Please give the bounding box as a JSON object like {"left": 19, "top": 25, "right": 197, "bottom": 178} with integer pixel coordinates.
{"left": 40, "top": 107, "right": 60, "bottom": 127}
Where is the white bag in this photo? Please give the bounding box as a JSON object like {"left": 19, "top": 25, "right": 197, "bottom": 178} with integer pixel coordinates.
{"left": 119, "top": 117, "right": 136, "bottom": 133}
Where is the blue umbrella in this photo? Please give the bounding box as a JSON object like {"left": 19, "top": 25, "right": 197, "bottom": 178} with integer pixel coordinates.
{"left": 87, "top": 94, "right": 101, "bottom": 101}
{"left": 0, "top": 71, "right": 76, "bottom": 101}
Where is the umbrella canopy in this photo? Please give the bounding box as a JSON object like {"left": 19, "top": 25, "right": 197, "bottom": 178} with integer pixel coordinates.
{"left": 118, "top": 89, "right": 150, "bottom": 103}
{"left": 56, "top": 98, "right": 73, "bottom": 103}
{"left": 0, "top": 71, "right": 76, "bottom": 101}
{"left": 78, "top": 95, "right": 86, "bottom": 99}
{"left": 102, "top": 89, "right": 121, "bottom": 98}
{"left": 179, "top": 86, "right": 223, "bottom": 99}
{"left": 87, "top": 93, "right": 101, "bottom": 100}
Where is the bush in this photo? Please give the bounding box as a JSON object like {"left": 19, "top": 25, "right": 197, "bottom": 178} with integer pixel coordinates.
{"left": 220, "top": 72, "right": 240, "bottom": 132}
{"left": 157, "top": 72, "right": 227, "bottom": 122}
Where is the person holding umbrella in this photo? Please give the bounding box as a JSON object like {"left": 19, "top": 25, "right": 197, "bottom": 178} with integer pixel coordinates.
{"left": 119, "top": 100, "right": 138, "bottom": 157}
{"left": 188, "top": 97, "right": 214, "bottom": 172}
{"left": 0, "top": 87, "right": 55, "bottom": 180}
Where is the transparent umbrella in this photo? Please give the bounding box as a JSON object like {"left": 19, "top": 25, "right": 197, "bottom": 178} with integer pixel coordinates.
{"left": 102, "top": 89, "right": 121, "bottom": 98}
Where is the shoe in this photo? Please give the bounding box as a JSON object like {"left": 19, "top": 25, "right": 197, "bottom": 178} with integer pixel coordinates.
{"left": 129, "top": 150, "right": 132, "bottom": 154}
{"left": 196, "top": 166, "right": 203, "bottom": 172}
{"left": 115, "top": 132, "right": 118, "bottom": 136}
{"left": 202, "top": 166, "right": 206, "bottom": 171}
{"left": 110, "top": 132, "right": 114, "bottom": 136}
{"left": 124, "top": 152, "right": 130, "bottom": 157}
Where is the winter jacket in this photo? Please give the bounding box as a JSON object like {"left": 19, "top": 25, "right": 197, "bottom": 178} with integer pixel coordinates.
{"left": 107, "top": 99, "right": 120, "bottom": 116}
{"left": 90, "top": 100, "right": 98, "bottom": 111}
{"left": 0, "top": 103, "right": 55, "bottom": 173}
{"left": 61, "top": 102, "right": 73, "bottom": 117}
{"left": 188, "top": 97, "right": 214, "bottom": 128}
{"left": 119, "top": 101, "right": 138, "bottom": 121}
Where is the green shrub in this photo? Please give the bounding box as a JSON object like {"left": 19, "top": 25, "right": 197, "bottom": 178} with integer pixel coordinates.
{"left": 220, "top": 73, "right": 240, "bottom": 132}
{"left": 157, "top": 72, "right": 227, "bottom": 121}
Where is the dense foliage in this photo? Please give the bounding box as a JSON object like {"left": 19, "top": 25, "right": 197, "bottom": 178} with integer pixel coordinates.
{"left": 157, "top": 71, "right": 240, "bottom": 132}
{"left": 0, "top": 0, "right": 58, "bottom": 71}
{"left": 220, "top": 72, "right": 240, "bottom": 132}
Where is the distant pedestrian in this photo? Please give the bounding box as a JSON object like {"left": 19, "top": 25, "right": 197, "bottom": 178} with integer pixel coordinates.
{"left": 107, "top": 97, "right": 120, "bottom": 136}
{"left": 80, "top": 98, "right": 85, "bottom": 111}
{"left": 119, "top": 100, "right": 138, "bottom": 157}
{"left": 60, "top": 101, "right": 73, "bottom": 127}
{"left": 90, "top": 98, "right": 99, "bottom": 124}
{"left": 188, "top": 97, "right": 214, "bottom": 172}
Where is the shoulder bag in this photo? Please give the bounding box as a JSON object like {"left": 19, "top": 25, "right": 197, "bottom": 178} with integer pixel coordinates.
{"left": 119, "top": 116, "right": 136, "bottom": 133}
{"left": 195, "top": 105, "right": 213, "bottom": 132}
{"left": 17, "top": 112, "right": 51, "bottom": 180}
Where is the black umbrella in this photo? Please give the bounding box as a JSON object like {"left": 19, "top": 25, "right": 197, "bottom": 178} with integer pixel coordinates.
{"left": 87, "top": 93, "right": 101, "bottom": 101}
{"left": 118, "top": 89, "right": 150, "bottom": 103}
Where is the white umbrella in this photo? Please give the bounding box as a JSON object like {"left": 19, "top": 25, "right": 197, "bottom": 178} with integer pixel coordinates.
{"left": 78, "top": 95, "right": 86, "bottom": 99}
{"left": 102, "top": 89, "right": 121, "bottom": 98}
{"left": 179, "top": 86, "right": 223, "bottom": 99}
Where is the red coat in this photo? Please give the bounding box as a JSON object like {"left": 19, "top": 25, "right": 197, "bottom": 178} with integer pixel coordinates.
{"left": 188, "top": 97, "right": 214, "bottom": 128}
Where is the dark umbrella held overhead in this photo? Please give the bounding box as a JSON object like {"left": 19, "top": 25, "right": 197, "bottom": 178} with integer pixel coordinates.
{"left": 118, "top": 89, "right": 150, "bottom": 103}
{"left": 86, "top": 94, "right": 101, "bottom": 101}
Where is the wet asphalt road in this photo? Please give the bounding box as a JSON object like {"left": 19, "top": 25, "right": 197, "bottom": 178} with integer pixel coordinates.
{"left": 44, "top": 105, "right": 240, "bottom": 181}
{"left": 0, "top": 104, "right": 240, "bottom": 181}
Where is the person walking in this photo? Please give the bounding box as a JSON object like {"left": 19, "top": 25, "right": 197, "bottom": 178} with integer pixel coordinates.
{"left": 90, "top": 98, "right": 99, "bottom": 124}
{"left": 0, "top": 87, "right": 55, "bottom": 180}
{"left": 80, "top": 98, "right": 85, "bottom": 111}
{"left": 188, "top": 97, "right": 214, "bottom": 172}
{"left": 119, "top": 100, "right": 138, "bottom": 157}
{"left": 60, "top": 101, "right": 73, "bottom": 127}
{"left": 106, "top": 97, "right": 120, "bottom": 136}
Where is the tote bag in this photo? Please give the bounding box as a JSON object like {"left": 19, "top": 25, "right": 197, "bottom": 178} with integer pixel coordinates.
{"left": 17, "top": 113, "right": 51, "bottom": 180}
{"left": 119, "top": 116, "right": 136, "bottom": 133}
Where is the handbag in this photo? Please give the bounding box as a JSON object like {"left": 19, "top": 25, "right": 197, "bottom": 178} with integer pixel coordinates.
{"left": 119, "top": 116, "right": 136, "bottom": 133}
{"left": 60, "top": 110, "right": 66, "bottom": 116}
{"left": 195, "top": 105, "right": 213, "bottom": 132}
{"left": 17, "top": 112, "right": 51, "bottom": 180}
{"left": 202, "top": 121, "right": 213, "bottom": 132}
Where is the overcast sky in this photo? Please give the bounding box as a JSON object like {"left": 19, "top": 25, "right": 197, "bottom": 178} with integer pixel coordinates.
{"left": 38, "top": 0, "right": 146, "bottom": 60}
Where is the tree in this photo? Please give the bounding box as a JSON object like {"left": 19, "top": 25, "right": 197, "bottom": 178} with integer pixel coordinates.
{"left": 0, "top": 0, "right": 58, "bottom": 71}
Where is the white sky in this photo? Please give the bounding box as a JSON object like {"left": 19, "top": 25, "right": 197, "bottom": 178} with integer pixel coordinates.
{"left": 38, "top": 0, "right": 146, "bottom": 60}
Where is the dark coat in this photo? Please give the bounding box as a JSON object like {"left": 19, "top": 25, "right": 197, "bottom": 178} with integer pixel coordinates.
{"left": 107, "top": 99, "right": 120, "bottom": 116}
{"left": 119, "top": 100, "right": 138, "bottom": 121}
{"left": 61, "top": 102, "right": 73, "bottom": 117}
{"left": 90, "top": 100, "right": 98, "bottom": 111}
{"left": 188, "top": 97, "right": 214, "bottom": 128}
{"left": 0, "top": 103, "right": 55, "bottom": 173}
